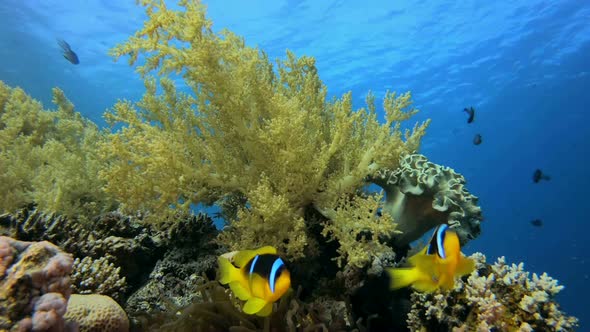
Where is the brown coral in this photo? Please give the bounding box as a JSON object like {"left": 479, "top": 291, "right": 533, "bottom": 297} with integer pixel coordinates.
{"left": 372, "top": 153, "right": 482, "bottom": 246}
{"left": 65, "top": 294, "right": 129, "bottom": 332}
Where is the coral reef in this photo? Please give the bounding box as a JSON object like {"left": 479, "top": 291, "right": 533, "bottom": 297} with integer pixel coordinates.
{"left": 0, "top": 208, "right": 161, "bottom": 295}
{"left": 0, "top": 1, "right": 578, "bottom": 331}
{"left": 406, "top": 253, "right": 578, "bottom": 331}
{"left": 65, "top": 294, "right": 129, "bottom": 332}
{"left": 371, "top": 154, "right": 482, "bottom": 246}
{"left": 0, "top": 80, "right": 115, "bottom": 220}
{"left": 0, "top": 236, "right": 74, "bottom": 331}
{"left": 0, "top": 208, "right": 94, "bottom": 256}
{"left": 103, "top": 0, "right": 429, "bottom": 264}
{"left": 71, "top": 256, "right": 127, "bottom": 302}
{"left": 134, "top": 281, "right": 349, "bottom": 332}
{"left": 125, "top": 232, "right": 219, "bottom": 325}
{"left": 0, "top": 207, "right": 218, "bottom": 304}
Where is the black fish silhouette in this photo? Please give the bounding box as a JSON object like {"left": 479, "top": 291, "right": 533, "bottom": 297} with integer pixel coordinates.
{"left": 530, "top": 219, "right": 543, "bottom": 227}
{"left": 473, "top": 134, "right": 482, "bottom": 145}
{"left": 533, "top": 169, "right": 550, "bottom": 183}
{"left": 57, "top": 39, "right": 79, "bottom": 64}
{"left": 463, "top": 107, "right": 475, "bottom": 123}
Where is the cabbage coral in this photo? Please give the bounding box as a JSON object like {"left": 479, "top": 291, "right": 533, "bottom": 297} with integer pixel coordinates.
{"left": 0, "top": 81, "right": 114, "bottom": 220}
{"left": 372, "top": 154, "right": 483, "bottom": 247}
{"left": 102, "top": 0, "right": 429, "bottom": 262}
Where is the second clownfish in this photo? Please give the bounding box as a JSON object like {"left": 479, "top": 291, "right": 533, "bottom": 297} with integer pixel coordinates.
{"left": 218, "top": 246, "right": 291, "bottom": 316}
{"left": 387, "top": 224, "right": 475, "bottom": 292}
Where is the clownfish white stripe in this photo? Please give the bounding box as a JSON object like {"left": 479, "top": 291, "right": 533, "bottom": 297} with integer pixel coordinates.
{"left": 269, "top": 258, "right": 284, "bottom": 293}
{"left": 249, "top": 254, "right": 260, "bottom": 283}
{"left": 437, "top": 224, "right": 448, "bottom": 259}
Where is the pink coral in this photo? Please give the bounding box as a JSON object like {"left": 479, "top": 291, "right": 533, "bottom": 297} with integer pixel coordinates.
{"left": 31, "top": 293, "right": 68, "bottom": 331}
{"left": 0, "top": 236, "right": 74, "bottom": 332}
{"left": 0, "top": 236, "right": 15, "bottom": 276}
{"left": 43, "top": 254, "right": 74, "bottom": 296}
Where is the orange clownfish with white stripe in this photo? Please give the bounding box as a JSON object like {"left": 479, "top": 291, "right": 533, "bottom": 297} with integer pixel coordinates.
{"left": 217, "top": 246, "right": 291, "bottom": 316}
{"left": 387, "top": 224, "right": 475, "bottom": 292}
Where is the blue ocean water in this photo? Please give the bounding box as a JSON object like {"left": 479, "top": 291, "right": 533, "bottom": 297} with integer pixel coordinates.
{"left": 1, "top": 0, "right": 588, "bottom": 328}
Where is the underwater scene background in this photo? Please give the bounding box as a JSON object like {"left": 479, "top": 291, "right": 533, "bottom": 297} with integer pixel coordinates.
{"left": 0, "top": 0, "right": 588, "bottom": 331}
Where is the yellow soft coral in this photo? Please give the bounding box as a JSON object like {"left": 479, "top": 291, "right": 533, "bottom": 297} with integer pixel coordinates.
{"left": 102, "top": 0, "right": 429, "bottom": 261}
{"left": 321, "top": 192, "right": 398, "bottom": 268}
{"left": 0, "top": 81, "right": 114, "bottom": 220}
{"left": 217, "top": 177, "right": 307, "bottom": 258}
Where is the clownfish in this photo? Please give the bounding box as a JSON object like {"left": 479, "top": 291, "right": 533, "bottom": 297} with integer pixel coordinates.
{"left": 387, "top": 224, "right": 475, "bottom": 292}
{"left": 217, "top": 246, "right": 291, "bottom": 316}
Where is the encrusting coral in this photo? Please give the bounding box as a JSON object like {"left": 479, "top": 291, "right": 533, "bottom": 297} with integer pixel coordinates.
{"left": 371, "top": 154, "right": 483, "bottom": 246}
{"left": 0, "top": 81, "right": 115, "bottom": 221}
{"left": 0, "top": 236, "right": 74, "bottom": 331}
{"left": 101, "top": 0, "right": 429, "bottom": 266}
{"left": 406, "top": 253, "right": 578, "bottom": 331}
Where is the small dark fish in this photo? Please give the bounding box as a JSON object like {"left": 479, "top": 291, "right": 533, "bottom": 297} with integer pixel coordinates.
{"left": 532, "top": 169, "right": 550, "bottom": 183}
{"left": 530, "top": 219, "right": 543, "bottom": 227}
{"left": 463, "top": 107, "right": 475, "bottom": 123}
{"left": 473, "top": 134, "right": 482, "bottom": 145}
{"left": 57, "top": 38, "right": 79, "bottom": 65}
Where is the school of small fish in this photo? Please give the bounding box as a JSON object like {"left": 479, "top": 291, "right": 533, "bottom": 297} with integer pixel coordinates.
{"left": 462, "top": 106, "right": 550, "bottom": 228}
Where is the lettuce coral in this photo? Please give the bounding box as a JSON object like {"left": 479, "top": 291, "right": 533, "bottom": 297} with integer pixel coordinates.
{"left": 372, "top": 154, "right": 482, "bottom": 246}
{"left": 0, "top": 81, "right": 114, "bottom": 220}
{"left": 102, "top": 0, "right": 429, "bottom": 262}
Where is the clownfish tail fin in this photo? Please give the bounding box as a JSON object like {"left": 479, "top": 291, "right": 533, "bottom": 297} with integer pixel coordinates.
{"left": 456, "top": 256, "right": 476, "bottom": 277}
{"left": 387, "top": 267, "right": 421, "bottom": 290}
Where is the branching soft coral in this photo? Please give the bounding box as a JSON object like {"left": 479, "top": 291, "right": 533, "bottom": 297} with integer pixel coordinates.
{"left": 102, "top": 0, "right": 429, "bottom": 260}
{"left": 321, "top": 192, "right": 398, "bottom": 268}
{"left": 0, "top": 81, "right": 114, "bottom": 220}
